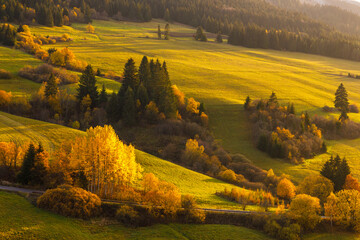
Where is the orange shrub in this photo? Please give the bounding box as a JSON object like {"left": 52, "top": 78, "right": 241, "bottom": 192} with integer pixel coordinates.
{"left": 37, "top": 185, "right": 101, "bottom": 219}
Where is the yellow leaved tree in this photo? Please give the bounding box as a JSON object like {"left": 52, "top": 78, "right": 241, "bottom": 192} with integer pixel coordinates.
{"left": 53, "top": 125, "right": 142, "bottom": 198}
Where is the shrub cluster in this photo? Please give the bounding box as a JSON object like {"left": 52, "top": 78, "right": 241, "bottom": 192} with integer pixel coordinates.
{"left": 0, "top": 69, "right": 12, "bottom": 79}
{"left": 19, "top": 64, "right": 79, "bottom": 85}
{"left": 246, "top": 96, "right": 325, "bottom": 164}
{"left": 216, "top": 187, "right": 278, "bottom": 211}
{"left": 37, "top": 184, "right": 101, "bottom": 219}
{"left": 313, "top": 115, "right": 360, "bottom": 139}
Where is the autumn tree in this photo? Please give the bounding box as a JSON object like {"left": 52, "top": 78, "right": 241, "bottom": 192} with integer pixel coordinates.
{"left": 343, "top": 174, "right": 360, "bottom": 192}
{"left": 297, "top": 175, "right": 334, "bottom": 204}
{"left": 289, "top": 194, "right": 321, "bottom": 230}
{"left": 142, "top": 173, "right": 181, "bottom": 217}
{"left": 53, "top": 125, "right": 142, "bottom": 198}
{"left": 86, "top": 24, "right": 95, "bottom": 33}
{"left": 77, "top": 65, "right": 98, "bottom": 108}
{"left": 277, "top": 178, "right": 296, "bottom": 201}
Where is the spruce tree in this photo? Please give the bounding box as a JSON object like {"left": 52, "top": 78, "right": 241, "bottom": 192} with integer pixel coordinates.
{"left": 334, "top": 83, "right": 349, "bottom": 112}
{"left": 164, "top": 23, "right": 170, "bottom": 40}
{"left": 321, "top": 155, "right": 350, "bottom": 191}
{"left": 17, "top": 144, "right": 36, "bottom": 185}
{"left": 121, "top": 58, "right": 139, "bottom": 92}
{"left": 122, "top": 87, "right": 136, "bottom": 126}
{"left": 45, "top": 73, "right": 58, "bottom": 98}
{"left": 17, "top": 24, "right": 24, "bottom": 33}
{"left": 269, "top": 91, "right": 278, "bottom": 105}
{"left": 216, "top": 33, "right": 223, "bottom": 43}
{"left": 139, "top": 56, "right": 151, "bottom": 88}
{"left": 164, "top": 9, "right": 170, "bottom": 22}
{"left": 244, "top": 96, "right": 251, "bottom": 110}
{"left": 339, "top": 109, "right": 349, "bottom": 122}
{"left": 77, "top": 65, "right": 98, "bottom": 108}
{"left": 195, "top": 26, "right": 207, "bottom": 42}
{"left": 137, "top": 83, "right": 149, "bottom": 110}
{"left": 106, "top": 92, "right": 119, "bottom": 122}
{"left": 157, "top": 25, "right": 161, "bottom": 39}
{"left": 99, "top": 84, "right": 108, "bottom": 107}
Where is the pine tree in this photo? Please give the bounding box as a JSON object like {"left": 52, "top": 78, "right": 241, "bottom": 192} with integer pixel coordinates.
{"left": 99, "top": 84, "right": 108, "bottom": 107}
{"left": 121, "top": 58, "right": 139, "bottom": 92}
{"left": 137, "top": 83, "right": 149, "bottom": 110}
{"left": 77, "top": 65, "right": 99, "bottom": 108}
{"left": 45, "top": 73, "right": 58, "bottom": 98}
{"left": 139, "top": 56, "right": 151, "bottom": 88}
{"left": 321, "top": 155, "right": 350, "bottom": 191}
{"left": 17, "top": 24, "right": 24, "bottom": 33}
{"left": 157, "top": 25, "right": 162, "bottom": 39}
{"left": 339, "top": 109, "right": 349, "bottom": 122}
{"left": 216, "top": 33, "right": 223, "bottom": 43}
{"left": 17, "top": 144, "right": 36, "bottom": 185}
{"left": 304, "top": 112, "right": 311, "bottom": 129}
{"left": 289, "top": 103, "right": 295, "bottom": 114}
{"left": 106, "top": 93, "right": 119, "bottom": 122}
{"left": 195, "top": 26, "right": 207, "bottom": 42}
{"left": 164, "top": 23, "right": 170, "bottom": 40}
{"left": 122, "top": 87, "right": 136, "bottom": 126}
{"left": 334, "top": 83, "right": 349, "bottom": 112}
{"left": 164, "top": 9, "right": 170, "bottom": 22}
{"left": 244, "top": 96, "right": 251, "bottom": 110}
{"left": 269, "top": 91, "right": 278, "bottom": 105}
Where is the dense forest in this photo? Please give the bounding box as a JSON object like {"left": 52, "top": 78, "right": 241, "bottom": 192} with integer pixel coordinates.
{"left": 2, "top": 0, "right": 360, "bottom": 61}
{"left": 268, "top": 0, "right": 360, "bottom": 36}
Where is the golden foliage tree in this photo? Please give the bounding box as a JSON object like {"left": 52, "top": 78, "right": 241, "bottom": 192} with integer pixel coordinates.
{"left": 142, "top": 173, "right": 181, "bottom": 217}
{"left": 186, "top": 97, "right": 200, "bottom": 114}
{"left": 86, "top": 24, "right": 95, "bottom": 33}
{"left": 53, "top": 125, "right": 142, "bottom": 198}
{"left": 289, "top": 194, "right": 321, "bottom": 230}
{"left": 277, "top": 178, "right": 296, "bottom": 201}
{"left": 343, "top": 174, "right": 360, "bottom": 192}
{"left": 297, "top": 174, "right": 334, "bottom": 204}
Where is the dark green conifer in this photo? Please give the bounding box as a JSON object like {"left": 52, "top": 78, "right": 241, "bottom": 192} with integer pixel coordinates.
{"left": 334, "top": 83, "right": 349, "bottom": 112}
{"left": 122, "top": 87, "right": 136, "bottom": 126}
{"left": 45, "top": 73, "right": 58, "bottom": 98}
{"left": 77, "top": 65, "right": 98, "bottom": 108}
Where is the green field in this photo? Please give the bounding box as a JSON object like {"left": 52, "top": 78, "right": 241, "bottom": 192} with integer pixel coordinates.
{"left": 1, "top": 190, "right": 359, "bottom": 240}
{"left": 0, "top": 190, "right": 271, "bottom": 240}
{"left": 0, "top": 111, "right": 257, "bottom": 209}
{"left": 3, "top": 19, "right": 360, "bottom": 182}
{"left": 22, "top": 19, "right": 360, "bottom": 183}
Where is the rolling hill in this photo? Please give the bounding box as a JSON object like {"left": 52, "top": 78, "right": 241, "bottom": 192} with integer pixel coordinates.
{"left": 0, "top": 111, "right": 253, "bottom": 209}
{"left": 15, "top": 19, "right": 360, "bottom": 183}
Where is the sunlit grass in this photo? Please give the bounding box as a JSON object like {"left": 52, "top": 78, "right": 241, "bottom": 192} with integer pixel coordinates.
{"left": 0, "top": 191, "right": 272, "bottom": 239}
{"left": 4, "top": 19, "right": 360, "bottom": 182}
{"left": 0, "top": 111, "right": 259, "bottom": 209}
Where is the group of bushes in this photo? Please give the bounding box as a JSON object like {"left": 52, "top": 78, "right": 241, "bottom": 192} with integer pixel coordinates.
{"left": 13, "top": 25, "right": 87, "bottom": 71}
{"left": 19, "top": 64, "right": 79, "bottom": 85}
{"left": 216, "top": 187, "right": 278, "bottom": 211}
{"left": 0, "top": 69, "right": 12, "bottom": 79}
{"left": 246, "top": 94, "right": 325, "bottom": 164}
{"left": 313, "top": 115, "right": 360, "bottom": 140}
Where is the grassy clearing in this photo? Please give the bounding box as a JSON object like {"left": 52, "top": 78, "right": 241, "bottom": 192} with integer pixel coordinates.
{"left": 27, "top": 19, "right": 360, "bottom": 182}
{"left": 0, "top": 190, "right": 271, "bottom": 240}
{"left": 0, "top": 111, "right": 256, "bottom": 209}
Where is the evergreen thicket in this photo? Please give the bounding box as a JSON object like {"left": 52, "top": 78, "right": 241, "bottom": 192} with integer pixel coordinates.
{"left": 321, "top": 155, "right": 350, "bottom": 191}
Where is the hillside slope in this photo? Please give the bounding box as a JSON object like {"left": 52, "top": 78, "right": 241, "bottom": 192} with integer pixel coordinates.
{"left": 22, "top": 20, "right": 360, "bottom": 183}
{"left": 0, "top": 111, "right": 248, "bottom": 209}
{"left": 0, "top": 191, "right": 271, "bottom": 240}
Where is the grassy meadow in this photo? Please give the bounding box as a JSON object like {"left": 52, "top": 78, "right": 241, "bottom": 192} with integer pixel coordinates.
{"left": 0, "top": 190, "right": 358, "bottom": 240}
{"left": 0, "top": 111, "right": 257, "bottom": 209}
{"left": 16, "top": 19, "right": 360, "bottom": 183}
{"left": 0, "top": 190, "right": 271, "bottom": 240}
{"left": 3, "top": 19, "right": 360, "bottom": 182}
